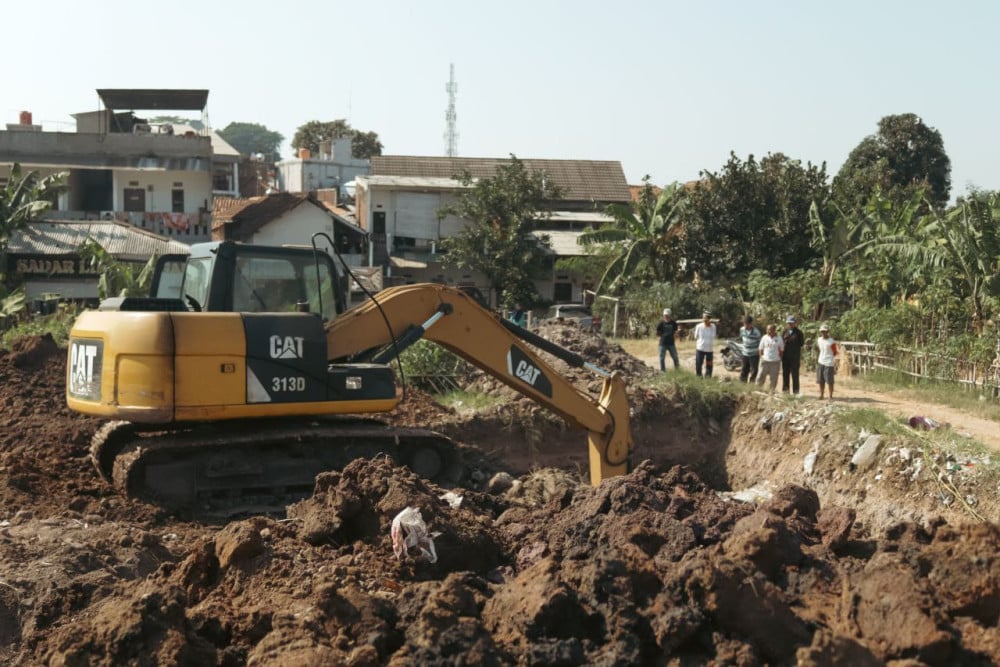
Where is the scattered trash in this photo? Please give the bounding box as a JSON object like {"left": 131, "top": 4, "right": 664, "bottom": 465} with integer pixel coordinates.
{"left": 850, "top": 434, "right": 883, "bottom": 472}
{"left": 719, "top": 482, "right": 773, "bottom": 505}
{"left": 908, "top": 416, "right": 940, "bottom": 430}
{"left": 803, "top": 450, "right": 818, "bottom": 475}
{"left": 390, "top": 507, "right": 438, "bottom": 564}
{"left": 439, "top": 491, "right": 463, "bottom": 509}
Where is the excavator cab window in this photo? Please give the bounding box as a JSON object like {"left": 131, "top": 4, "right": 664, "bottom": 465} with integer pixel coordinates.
{"left": 231, "top": 253, "right": 338, "bottom": 318}
{"left": 181, "top": 258, "right": 212, "bottom": 311}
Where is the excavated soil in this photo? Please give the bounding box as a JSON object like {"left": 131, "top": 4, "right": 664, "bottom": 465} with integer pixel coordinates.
{"left": 0, "top": 328, "right": 999, "bottom": 665}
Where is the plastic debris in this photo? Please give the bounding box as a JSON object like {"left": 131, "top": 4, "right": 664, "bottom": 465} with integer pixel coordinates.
{"left": 850, "top": 434, "right": 883, "bottom": 472}
{"left": 390, "top": 507, "right": 438, "bottom": 563}
{"left": 803, "top": 450, "right": 818, "bottom": 475}
{"left": 439, "top": 491, "right": 463, "bottom": 509}
{"left": 908, "top": 415, "right": 940, "bottom": 430}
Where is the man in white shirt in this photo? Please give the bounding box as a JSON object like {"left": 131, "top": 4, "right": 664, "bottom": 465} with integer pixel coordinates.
{"left": 756, "top": 323, "right": 784, "bottom": 392}
{"left": 816, "top": 324, "right": 839, "bottom": 399}
{"left": 694, "top": 311, "right": 717, "bottom": 378}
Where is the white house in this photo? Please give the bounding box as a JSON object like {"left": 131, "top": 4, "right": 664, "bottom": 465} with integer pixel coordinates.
{"left": 355, "top": 156, "right": 629, "bottom": 303}
{"left": 0, "top": 89, "right": 234, "bottom": 243}
{"left": 276, "top": 136, "right": 370, "bottom": 198}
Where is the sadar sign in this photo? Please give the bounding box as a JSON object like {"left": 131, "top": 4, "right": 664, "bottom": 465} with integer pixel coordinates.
{"left": 13, "top": 256, "right": 102, "bottom": 277}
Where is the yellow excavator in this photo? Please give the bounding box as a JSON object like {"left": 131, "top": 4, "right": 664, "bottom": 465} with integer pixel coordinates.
{"left": 66, "top": 239, "right": 631, "bottom": 517}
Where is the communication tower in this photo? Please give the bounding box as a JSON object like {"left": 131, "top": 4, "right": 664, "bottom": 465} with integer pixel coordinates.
{"left": 444, "top": 63, "right": 459, "bottom": 157}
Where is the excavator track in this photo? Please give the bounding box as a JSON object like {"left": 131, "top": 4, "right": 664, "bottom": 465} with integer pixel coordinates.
{"left": 90, "top": 418, "right": 462, "bottom": 519}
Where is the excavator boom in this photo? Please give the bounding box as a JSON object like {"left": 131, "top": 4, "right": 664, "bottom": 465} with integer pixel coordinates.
{"left": 326, "top": 283, "right": 632, "bottom": 484}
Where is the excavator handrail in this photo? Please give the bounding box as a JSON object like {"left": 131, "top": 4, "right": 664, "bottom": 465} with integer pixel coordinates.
{"left": 325, "top": 284, "right": 632, "bottom": 484}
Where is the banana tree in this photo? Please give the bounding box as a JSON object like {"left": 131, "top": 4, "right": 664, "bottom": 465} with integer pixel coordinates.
{"left": 575, "top": 179, "right": 686, "bottom": 294}
{"left": 875, "top": 192, "right": 1000, "bottom": 335}
{"left": 78, "top": 239, "right": 158, "bottom": 299}
{"left": 1, "top": 164, "right": 66, "bottom": 283}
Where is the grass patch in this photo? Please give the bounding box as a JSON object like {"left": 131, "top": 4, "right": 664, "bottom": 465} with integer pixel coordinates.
{"left": 851, "top": 370, "right": 1000, "bottom": 423}
{"left": 647, "top": 369, "right": 747, "bottom": 422}
{"left": 1, "top": 308, "right": 80, "bottom": 350}
{"left": 434, "top": 389, "right": 506, "bottom": 412}
{"left": 832, "top": 407, "right": 908, "bottom": 437}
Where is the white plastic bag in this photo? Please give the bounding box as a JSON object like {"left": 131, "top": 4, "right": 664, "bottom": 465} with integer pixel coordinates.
{"left": 390, "top": 507, "right": 438, "bottom": 563}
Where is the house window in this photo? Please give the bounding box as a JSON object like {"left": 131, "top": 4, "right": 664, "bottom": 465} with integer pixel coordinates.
{"left": 171, "top": 189, "right": 184, "bottom": 213}
{"left": 123, "top": 188, "right": 145, "bottom": 212}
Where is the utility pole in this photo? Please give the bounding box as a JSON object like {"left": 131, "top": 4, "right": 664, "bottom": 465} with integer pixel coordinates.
{"left": 444, "top": 63, "right": 459, "bottom": 157}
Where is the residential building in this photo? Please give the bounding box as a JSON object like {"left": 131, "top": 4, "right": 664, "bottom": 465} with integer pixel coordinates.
{"left": 355, "top": 156, "right": 629, "bottom": 303}
{"left": 211, "top": 191, "right": 367, "bottom": 265}
{"left": 276, "top": 137, "right": 369, "bottom": 198}
{"left": 0, "top": 89, "right": 237, "bottom": 243}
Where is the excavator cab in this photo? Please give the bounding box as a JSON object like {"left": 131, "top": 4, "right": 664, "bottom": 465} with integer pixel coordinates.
{"left": 148, "top": 241, "right": 346, "bottom": 317}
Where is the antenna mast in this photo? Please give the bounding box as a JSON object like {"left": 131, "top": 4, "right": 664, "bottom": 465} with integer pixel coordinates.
{"left": 444, "top": 63, "right": 459, "bottom": 157}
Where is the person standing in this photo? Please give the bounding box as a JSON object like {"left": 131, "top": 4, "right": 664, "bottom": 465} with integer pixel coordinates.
{"left": 738, "top": 316, "right": 762, "bottom": 383}
{"left": 509, "top": 303, "right": 527, "bottom": 328}
{"left": 656, "top": 308, "right": 680, "bottom": 371}
{"left": 757, "top": 323, "right": 784, "bottom": 393}
{"left": 816, "top": 324, "right": 839, "bottom": 399}
{"left": 782, "top": 315, "right": 805, "bottom": 394}
{"left": 694, "top": 311, "right": 717, "bottom": 378}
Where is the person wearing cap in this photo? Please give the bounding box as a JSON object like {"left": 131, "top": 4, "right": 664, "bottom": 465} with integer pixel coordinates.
{"left": 694, "top": 311, "right": 717, "bottom": 378}
{"left": 655, "top": 308, "right": 680, "bottom": 371}
{"left": 816, "top": 324, "right": 839, "bottom": 399}
{"left": 782, "top": 315, "right": 806, "bottom": 394}
{"left": 738, "top": 316, "right": 762, "bottom": 383}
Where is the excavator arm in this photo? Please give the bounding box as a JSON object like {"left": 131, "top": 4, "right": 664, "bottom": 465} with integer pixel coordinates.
{"left": 325, "top": 284, "right": 632, "bottom": 484}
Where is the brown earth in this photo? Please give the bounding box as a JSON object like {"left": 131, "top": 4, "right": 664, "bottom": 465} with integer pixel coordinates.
{"left": 0, "top": 328, "right": 998, "bottom": 665}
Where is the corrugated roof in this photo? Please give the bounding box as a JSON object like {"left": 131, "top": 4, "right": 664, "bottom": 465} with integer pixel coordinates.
{"left": 531, "top": 230, "right": 597, "bottom": 257}
{"left": 370, "top": 156, "right": 630, "bottom": 203}
{"left": 97, "top": 89, "right": 209, "bottom": 111}
{"left": 212, "top": 193, "right": 310, "bottom": 231}
{"left": 9, "top": 221, "right": 190, "bottom": 259}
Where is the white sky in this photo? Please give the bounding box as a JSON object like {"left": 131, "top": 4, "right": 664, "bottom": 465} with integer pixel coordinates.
{"left": 4, "top": 0, "right": 997, "bottom": 197}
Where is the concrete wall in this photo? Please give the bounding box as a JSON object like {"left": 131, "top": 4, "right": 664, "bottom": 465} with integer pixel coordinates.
{"left": 249, "top": 203, "right": 334, "bottom": 247}
{"left": 278, "top": 159, "right": 369, "bottom": 194}
{"left": 112, "top": 169, "right": 212, "bottom": 214}
{"left": 0, "top": 130, "right": 211, "bottom": 164}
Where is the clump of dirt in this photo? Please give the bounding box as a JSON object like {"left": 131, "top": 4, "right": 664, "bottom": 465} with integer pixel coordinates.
{"left": 2, "top": 331, "right": 1000, "bottom": 664}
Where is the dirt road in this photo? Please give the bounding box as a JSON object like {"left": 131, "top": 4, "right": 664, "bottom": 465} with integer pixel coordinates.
{"left": 639, "top": 344, "right": 1000, "bottom": 451}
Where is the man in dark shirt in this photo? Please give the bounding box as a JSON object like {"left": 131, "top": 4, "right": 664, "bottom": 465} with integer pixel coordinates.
{"left": 782, "top": 315, "right": 806, "bottom": 394}
{"left": 656, "top": 308, "right": 679, "bottom": 371}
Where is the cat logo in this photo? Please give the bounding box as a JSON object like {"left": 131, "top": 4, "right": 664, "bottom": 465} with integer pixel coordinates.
{"left": 269, "top": 335, "right": 305, "bottom": 360}
{"left": 506, "top": 345, "right": 553, "bottom": 398}
{"left": 68, "top": 339, "right": 103, "bottom": 400}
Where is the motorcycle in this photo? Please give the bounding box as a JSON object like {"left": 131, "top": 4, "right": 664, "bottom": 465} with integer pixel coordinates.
{"left": 719, "top": 339, "right": 744, "bottom": 372}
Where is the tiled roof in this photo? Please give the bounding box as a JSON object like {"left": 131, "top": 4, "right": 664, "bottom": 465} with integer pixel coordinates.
{"left": 9, "top": 221, "right": 189, "bottom": 259}
{"left": 370, "top": 156, "right": 631, "bottom": 203}
{"left": 211, "top": 193, "right": 311, "bottom": 237}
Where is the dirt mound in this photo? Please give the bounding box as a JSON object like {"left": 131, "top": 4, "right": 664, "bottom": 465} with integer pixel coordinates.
{"left": 2, "top": 331, "right": 1000, "bottom": 663}
{"left": 17, "top": 459, "right": 1000, "bottom": 664}
{"left": 2, "top": 333, "right": 62, "bottom": 371}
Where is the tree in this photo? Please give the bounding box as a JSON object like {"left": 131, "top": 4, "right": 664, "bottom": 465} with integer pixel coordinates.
{"left": 291, "top": 120, "right": 383, "bottom": 159}
{"left": 833, "top": 113, "right": 951, "bottom": 212}
{"left": 218, "top": 122, "right": 284, "bottom": 162}
{"left": 438, "top": 155, "right": 560, "bottom": 308}
{"left": 1, "top": 164, "right": 65, "bottom": 277}
{"left": 681, "top": 153, "right": 829, "bottom": 281}
{"left": 874, "top": 191, "right": 1000, "bottom": 334}
{"left": 78, "top": 239, "right": 157, "bottom": 299}
{"left": 572, "top": 178, "right": 685, "bottom": 294}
